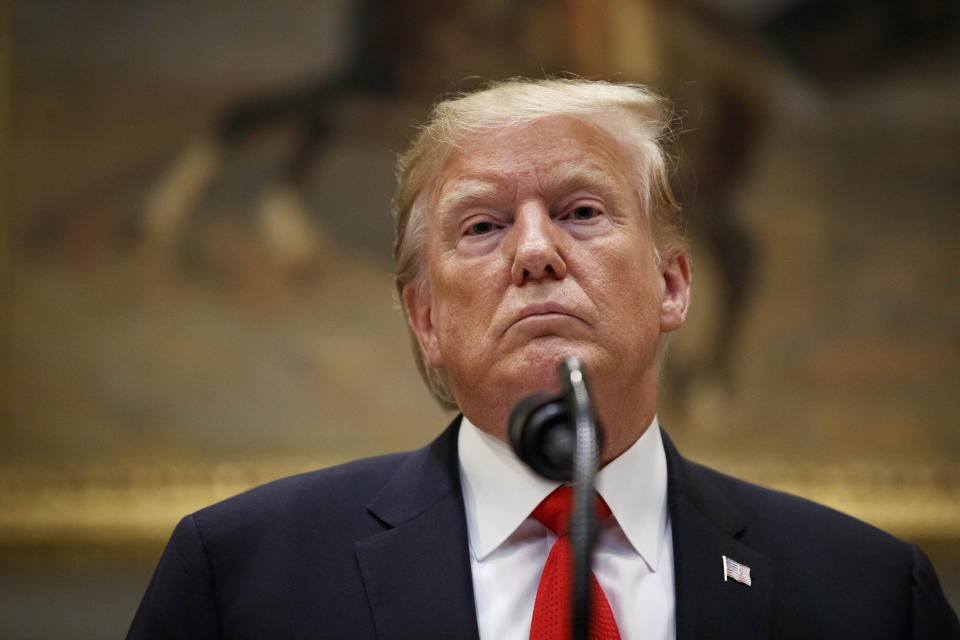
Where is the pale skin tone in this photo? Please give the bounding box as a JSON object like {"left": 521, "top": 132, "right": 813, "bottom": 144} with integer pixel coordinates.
{"left": 403, "top": 115, "right": 691, "bottom": 465}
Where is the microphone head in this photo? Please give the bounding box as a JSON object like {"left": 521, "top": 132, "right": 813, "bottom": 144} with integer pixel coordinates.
{"left": 508, "top": 393, "right": 574, "bottom": 481}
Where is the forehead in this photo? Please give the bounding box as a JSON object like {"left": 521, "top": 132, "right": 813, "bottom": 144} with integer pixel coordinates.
{"left": 432, "top": 115, "right": 635, "bottom": 208}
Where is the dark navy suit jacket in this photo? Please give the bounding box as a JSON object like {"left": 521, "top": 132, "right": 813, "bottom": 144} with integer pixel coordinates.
{"left": 128, "top": 417, "right": 959, "bottom": 639}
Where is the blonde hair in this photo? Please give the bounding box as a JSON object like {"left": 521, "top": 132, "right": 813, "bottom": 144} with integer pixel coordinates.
{"left": 392, "top": 77, "right": 686, "bottom": 410}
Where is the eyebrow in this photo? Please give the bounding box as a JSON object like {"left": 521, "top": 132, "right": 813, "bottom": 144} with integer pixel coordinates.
{"left": 435, "top": 179, "right": 504, "bottom": 214}
{"left": 544, "top": 163, "right": 628, "bottom": 201}
{"left": 434, "top": 162, "right": 631, "bottom": 216}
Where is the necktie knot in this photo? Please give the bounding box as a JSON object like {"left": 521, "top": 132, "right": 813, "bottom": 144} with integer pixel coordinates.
{"left": 531, "top": 487, "right": 612, "bottom": 537}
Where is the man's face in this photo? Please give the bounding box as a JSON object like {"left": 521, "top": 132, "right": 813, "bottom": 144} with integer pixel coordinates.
{"left": 403, "top": 116, "right": 689, "bottom": 445}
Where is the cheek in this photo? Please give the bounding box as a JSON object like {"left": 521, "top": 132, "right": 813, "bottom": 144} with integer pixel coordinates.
{"left": 432, "top": 279, "right": 493, "bottom": 346}
{"left": 597, "top": 250, "right": 662, "bottom": 322}
{"left": 433, "top": 251, "right": 507, "bottom": 316}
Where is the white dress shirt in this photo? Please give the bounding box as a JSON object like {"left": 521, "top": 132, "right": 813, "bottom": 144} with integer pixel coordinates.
{"left": 458, "top": 414, "right": 676, "bottom": 640}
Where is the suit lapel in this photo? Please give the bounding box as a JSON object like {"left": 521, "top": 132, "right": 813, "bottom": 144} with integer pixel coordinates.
{"left": 663, "top": 432, "right": 773, "bottom": 640}
{"left": 355, "top": 417, "right": 480, "bottom": 640}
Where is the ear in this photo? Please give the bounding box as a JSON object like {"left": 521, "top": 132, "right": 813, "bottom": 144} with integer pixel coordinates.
{"left": 401, "top": 282, "right": 445, "bottom": 368}
{"left": 660, "top": 251, "right": 691, "bottom": 334}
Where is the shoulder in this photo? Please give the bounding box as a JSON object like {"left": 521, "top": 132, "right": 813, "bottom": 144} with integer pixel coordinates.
{"left": 188, "top": 451, "right": 410, "bottom": 539}
{"left": 662, "top": 429, "right": 911, "bottom": 561}
{"left": 702, "top": 461, "right": 892, "bottom": 534}
{"left": 203, "top": 451, "right": 410, "bottom": 513}
{"left": 665, "top": 436, "right": 922, "bottom": 596}
{"left": 680, "top": 457, "right": 933, "bottom": 609}
{"left": 160, "top": 451, "right": 423, "bottom": 573}
{"left": 688, "top": 457, "right": 910, "bottom": 558}
{"left": 687, "top": 460, "right": 960, "bottom": 636}
{"left": 129, "top": 453, "right": 417, "bottom": 638}
{"left": 175, "top": 417, "right": 463, "bottom": 553}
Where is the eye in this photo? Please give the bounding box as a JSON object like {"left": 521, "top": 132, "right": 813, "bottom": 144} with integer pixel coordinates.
{"left": 468, "top": 221, "right": 495, "bottom": 235}
{"left": 571, "top": 205, "right": 599, "bottom": 220}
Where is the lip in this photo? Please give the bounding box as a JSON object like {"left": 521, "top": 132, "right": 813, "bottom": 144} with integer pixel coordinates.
{"left": 505, "top": 302, "right": 582, "bottom": 334}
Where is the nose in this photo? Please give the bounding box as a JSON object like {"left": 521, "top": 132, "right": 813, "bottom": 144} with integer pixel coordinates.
{"left": 509, "top": 202, "right": 567, "bottom": 286}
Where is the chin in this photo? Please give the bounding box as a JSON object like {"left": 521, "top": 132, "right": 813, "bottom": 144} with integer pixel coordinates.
{"left": 505, "top": 340, "right": 596, "bottom": 390}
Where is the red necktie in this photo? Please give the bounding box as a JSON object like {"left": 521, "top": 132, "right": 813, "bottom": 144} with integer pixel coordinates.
{"left": 529, "top": 487, "right": 622, "bottom": 640}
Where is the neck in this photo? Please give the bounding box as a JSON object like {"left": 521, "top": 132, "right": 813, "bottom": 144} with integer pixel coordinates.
{"left": 458, "top": 372, "right": 658, "bottom": 468}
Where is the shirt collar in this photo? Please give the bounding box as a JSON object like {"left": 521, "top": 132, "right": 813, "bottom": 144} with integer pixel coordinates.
{"left": 594, "top": 414, "right": 670, "bottom": 571}
{"left": 457, "top": 413, "right": 669, "bottom": 570}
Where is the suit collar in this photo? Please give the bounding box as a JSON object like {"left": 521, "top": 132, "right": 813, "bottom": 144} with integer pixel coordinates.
{"left": 662, "top": 431, "right": 745, "bottom": 537}
{"left": 365, "top": 415, "right": 464, "bottom": 527}
{"left": 662, "top": 431, "right": 774, "bottom": 640}
{"left": 355, "top": 416, "right": 481, "bottom": 640}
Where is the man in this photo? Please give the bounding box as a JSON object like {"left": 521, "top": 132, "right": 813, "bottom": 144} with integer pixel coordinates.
{"left": 128, "top": 78, "right": 959, "bottom": 639}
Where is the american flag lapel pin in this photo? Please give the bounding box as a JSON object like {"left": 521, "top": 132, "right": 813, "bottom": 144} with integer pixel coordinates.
{"left": 722, "top": 555, "right": 752, "bottom": 586}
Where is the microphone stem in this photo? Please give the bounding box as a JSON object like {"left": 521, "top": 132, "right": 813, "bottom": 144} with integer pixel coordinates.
{"left": 562, "top": 359, "right": 599, "bottom": 640}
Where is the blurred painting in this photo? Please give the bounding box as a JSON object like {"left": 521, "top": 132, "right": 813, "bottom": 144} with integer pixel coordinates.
{"left": 2, "top": 1, "right": 959, "bottom": 636}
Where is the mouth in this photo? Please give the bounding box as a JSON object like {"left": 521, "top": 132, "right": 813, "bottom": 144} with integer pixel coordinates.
{"left": 505, "top": 302, "right": 583, "bottom": 335}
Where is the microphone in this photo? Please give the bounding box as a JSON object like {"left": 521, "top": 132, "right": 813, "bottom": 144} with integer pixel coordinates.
{"left": 508, "top": 392, "right": 575, "bottom": 481}
{"left": 508, "top": 359, "right": 604, "bottom": 481}
{"left": 509, "top": 357, "right": 601, "bottom": 640}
